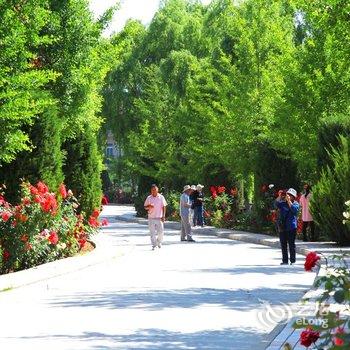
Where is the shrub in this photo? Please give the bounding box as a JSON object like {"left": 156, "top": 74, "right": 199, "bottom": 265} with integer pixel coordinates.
{"left": 311, "top": 136, "right": 350, "bottom": 245}
{"left": 292, "top": 251, "right": 350, "bottom": 349}
{"left": 317, "top": 122, "right": 350, "bottom": 172}
{"left": 63, "top": 126, "right": 103, "bottom": 217}
{"left": 0, "top": 181, "right": 103, "bottom": 274}
{"left": 165, "top": 191, "right": 180, "bottom": 221}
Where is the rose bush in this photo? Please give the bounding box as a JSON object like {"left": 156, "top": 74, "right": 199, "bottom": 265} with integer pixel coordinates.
{"left": 204, "top": 186, "right": 239, "bottom": 228}
{"left": 292, "top": 249, "right": 350, "bottom": 349}
{"left": 0, "top": 181, "right": 106, "bottom": 274}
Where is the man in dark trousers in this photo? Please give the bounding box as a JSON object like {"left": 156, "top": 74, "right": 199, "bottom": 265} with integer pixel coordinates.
{"left": 192, "top": 184, "right": 205, "bottom": 227}
{"left": 275, "top": 188, "right": 300, "bottom": 265}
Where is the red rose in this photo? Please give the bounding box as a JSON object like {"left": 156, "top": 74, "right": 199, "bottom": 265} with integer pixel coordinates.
{"left": 40, "top": 193, "right": 58, "bottom": 214}
{"left": 30, "top": 185, "right": 39, "bottom": 195}
{"left": 230, "top": 188, "right": 238, "bottom": 196}
{"left": 48, "top": 231, "right": 59, "bottom": 245}
{"left": 1, "top": 211, "right": 12, "bottom": 222}
{"left": 101, "top": 196, "right": 109, "bottom": 205}
{"left": 88, "top": 216, "right": 100, "bottom": 228}
{"left": 333, "top": 327, "right": 345, "bottom": 346}
{"left": 20, "top": 234, "right": 29, "bottom": 242}
{"left": 300, "top": 328, "right": 320, "bottom": 347}
{"left": 2, "top": 250, "right": 10, "bottom": 261}
{"left": 0, "top": 195, "right": 5, "bottom": 206}
{"left": 91, "top": 209, "right": 100, "bottom": 218}
{"left": 37, "top": 181, "right": 49, "bottom": 194}
{"left": 25, "top": 242, "right": 33, "bottom": 251}
{"left": 101, "top": 218, "right": 109, "bottom": 226}
{"left": 78, "top": 238, "right": 86, "bottom": 249}
{"left": 209, "top": 186, "right": 217, "bottom": 194}
{"left": 22, "top": 197, "right": 31, "bottom": 206}
{"left": 304, "top": 252, "right": 321, "bottom": 271}
{"left": 217, "top": 186, "right": 226, "bottom": 194}
{"left": 59, "top": 183, "right": 67, "bottom": 199}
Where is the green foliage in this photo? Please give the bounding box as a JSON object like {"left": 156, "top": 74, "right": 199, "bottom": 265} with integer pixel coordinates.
{"left": 253, "top": 143, "right": 301, "bottom": 227}
{"left": 317, "top": 122, "right": 350, "bottom": 172}
{"left": 311, "top": 137, "right": 350, "bottom": 245}
{"left": 0, "top": 0, "right": 57, "bottom": 163}
{"left": 63, "top": 126, "right": 103, "bottom": 216}
{"left": 0, "top": 1, "right": 117, "bottom": 215}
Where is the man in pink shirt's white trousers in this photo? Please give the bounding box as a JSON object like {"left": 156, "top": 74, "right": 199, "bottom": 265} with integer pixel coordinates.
{"left": 144, "top": 185, "right": 167, "bottom": 250}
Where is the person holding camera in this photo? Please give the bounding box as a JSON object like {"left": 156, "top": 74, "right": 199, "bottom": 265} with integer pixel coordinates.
{"left": 275, "top": 188, "right": 300, "bottom": 265}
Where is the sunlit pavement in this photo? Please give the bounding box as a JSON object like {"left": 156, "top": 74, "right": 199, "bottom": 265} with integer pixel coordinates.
{"left": 0, "top": 205, "right": 316, "bottom": 350}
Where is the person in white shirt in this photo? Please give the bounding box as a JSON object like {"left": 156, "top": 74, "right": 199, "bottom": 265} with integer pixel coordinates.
{"left": 144, "top": 184, "right": 167, "bottom": 250}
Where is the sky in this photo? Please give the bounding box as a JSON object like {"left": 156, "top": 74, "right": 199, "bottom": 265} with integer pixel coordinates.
{"left": 89, "top": 0, "right": 212, "bottom": 36}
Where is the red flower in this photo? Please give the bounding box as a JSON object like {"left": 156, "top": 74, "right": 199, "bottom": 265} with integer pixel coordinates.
{"left": 30, "top": 185, "right": 39, "bottom": 195}
{"left": 59, "top": 183, "right": 67, "bottom": 199}
{"left": 217, "top": 186, "right": 226, "bottom": 194}
{"left": 209, "top": 186, "right": 217, "bottom": 194}
{"left": 37, "top": 181, "right": 49, "bottom": 194}
{"left": 230, "top": 188, "right": 238, "bottom": 197}
{"left": 25, "top": 242, "right": 33, "bottom": 251}
{"left": 40, "top": 193, "right": 58, "bottom": 214}
{"left": 101, "top": 218, "right": 109, "bottom": 226}
{"left": 22, "top": 197, "right": 31, "bottom": 206}
{"left": 1, "top": 211, "right": 12, "bottom": 222}
{"left": 2, "top": 250, "right": 10, "bottom": 261}
{"left": 34, "top": 195, "right": 41, "bottom": 203}
{"left": 300, "top": 328, "right": 320, "bottom": 347}
{"left": 91, "top": 208, "right": 100, "bottom": 218}
{"left": 88, "top": 216, "right": 100, "bottom": 228}
{"left": 48, "top": 231, "right": 59, "bottom": 245}
{"left": 304, "top": 252, "right": 321, "bottom": 271}
{"left": 20, "top": 234, "right": 29, "bottom": 242}
{"left": 78, "top": 238, "right": 87, "bottom": 249}
{"left": 0, "top": 195, "right": 5, "bottom": 206}
{"left": 101, "top": 195, "right": 109, "bottom": 205}
{"left": 333, "top": 327, "right": 345, "bottom": 346}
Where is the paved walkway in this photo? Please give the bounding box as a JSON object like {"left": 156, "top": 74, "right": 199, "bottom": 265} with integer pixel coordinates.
{"left": 0, "top": 205, "right": 316, "bottom": 349}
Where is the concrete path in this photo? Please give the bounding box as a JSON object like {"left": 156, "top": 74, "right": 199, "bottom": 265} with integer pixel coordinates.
{"left": 0, "top": 205, "right": 315, "bottom": 350}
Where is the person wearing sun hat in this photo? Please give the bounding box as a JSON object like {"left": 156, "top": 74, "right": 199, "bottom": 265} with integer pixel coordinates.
{"left": 275, "top": 187, "right": 300, "bottom": 265}
{"left": 179, "top": 185, "right": 195, "bottom": 242}
{"left": 192, "top": 184, "right": 205, "bottom": 227}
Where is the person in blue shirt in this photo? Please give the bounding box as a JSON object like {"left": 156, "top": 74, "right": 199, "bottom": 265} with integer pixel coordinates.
{"left": 275, "top": 188, "right": 300, "bottom": 265}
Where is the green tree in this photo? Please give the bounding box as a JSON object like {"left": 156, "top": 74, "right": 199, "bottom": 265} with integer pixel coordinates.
{"left": 0, "top": 1, "right": 56, "bottom": 163}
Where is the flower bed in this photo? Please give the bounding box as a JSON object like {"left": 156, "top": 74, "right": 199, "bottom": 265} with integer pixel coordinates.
{"left": 291, "top": 250, "right": 350, "bottom": 349}
{"left": 0, "top": 181, "right": 107, "bottom": 274}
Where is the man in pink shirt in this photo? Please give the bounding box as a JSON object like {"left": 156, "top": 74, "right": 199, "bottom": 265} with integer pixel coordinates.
{"left": 144, "top": 184, "right": 167, "bottom": 250}
{"left": 300, "top": 184, "right": 316, "bottom": 241}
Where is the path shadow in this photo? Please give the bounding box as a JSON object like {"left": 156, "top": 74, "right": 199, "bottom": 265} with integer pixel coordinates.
{"left": 14, "top": 327, "right": 266, "bottom": 350}
{"left": 49, "top": 286, "right": 307, "bottom": 312}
